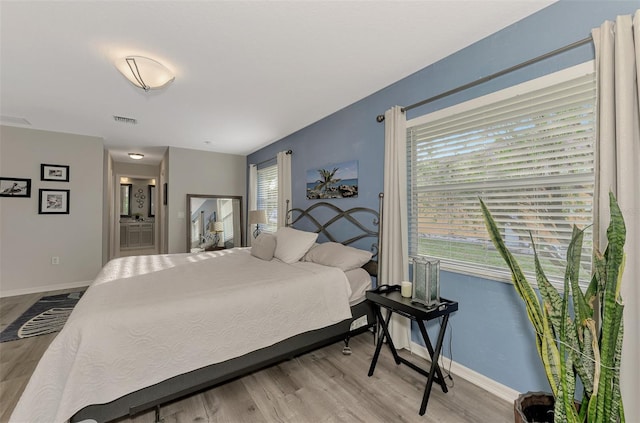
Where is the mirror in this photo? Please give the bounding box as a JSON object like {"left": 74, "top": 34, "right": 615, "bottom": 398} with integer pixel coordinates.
{"left": 187, "top": 194, "right": 243, "bottom": 252}
{"left": 120, "top": 178, "right": 157, "bottom": 220}
{"left": 148, "top": 185, "right": 155, "bottom": 217}
{"left": 120, "top": 184, "right": 132, "bottom": 217}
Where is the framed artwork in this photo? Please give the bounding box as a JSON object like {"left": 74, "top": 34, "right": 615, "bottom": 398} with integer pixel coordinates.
{"left": 41, "top": 164, "right": 70, "bottom": 182}
{"left": 39, "top": 189, "right": 70, "bottom": 214}
{"left": 0, "top": 177, "right": 31, "bottom": 197}
{"left": 306, "top": 160, "right": 358, "bottom": 199}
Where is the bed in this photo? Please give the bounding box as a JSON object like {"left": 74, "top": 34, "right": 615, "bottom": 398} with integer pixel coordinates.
{"left": 10, "top": 200, "right": 381, "bottom": 423}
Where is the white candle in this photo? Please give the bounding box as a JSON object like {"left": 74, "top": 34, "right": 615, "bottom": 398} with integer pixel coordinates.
{"left": 401, "top": 281, "right": 412, "bottom": 298}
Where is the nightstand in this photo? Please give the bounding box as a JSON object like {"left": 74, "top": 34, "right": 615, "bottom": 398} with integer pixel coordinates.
{"left": 366, "top": 284, "right": 458, "bottom": 416}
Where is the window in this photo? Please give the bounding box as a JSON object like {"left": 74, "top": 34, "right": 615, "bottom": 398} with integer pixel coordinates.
{"left": 407, "top": 63, "right": 596, "bottom": 287}
{"left": 257, "top": 163, "right": 278, "bottom": 233}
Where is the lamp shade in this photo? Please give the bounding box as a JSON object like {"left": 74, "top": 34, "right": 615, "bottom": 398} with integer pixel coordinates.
{"left": 248, "top": 210, "right": 267, "bottom": 225}
{"left": 213, "top": 222, "right": 224, "bottom": 232}
{"left": 116, "top": 56, "right": 174, "bottom": 91}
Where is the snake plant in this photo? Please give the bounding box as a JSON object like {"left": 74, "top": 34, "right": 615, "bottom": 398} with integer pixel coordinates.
{"left": 480, "top": 192, "right": 626, "bottom": 423}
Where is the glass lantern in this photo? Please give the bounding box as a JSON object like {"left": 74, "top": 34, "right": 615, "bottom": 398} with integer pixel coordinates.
{"left": 411, "top": 256, "right": 440, "bottom": 307}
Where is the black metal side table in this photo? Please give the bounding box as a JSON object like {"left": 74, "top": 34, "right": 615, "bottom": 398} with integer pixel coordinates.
{"left": 366, "top": 284, "right": 458, "bottom": 416}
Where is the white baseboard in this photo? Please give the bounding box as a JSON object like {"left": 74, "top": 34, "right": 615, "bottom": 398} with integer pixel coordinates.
{"left": 409, "top": 341, "right": 520, "bottom": 404}
{"left": 0, "top": 280, "right": 90, "bottom": 298}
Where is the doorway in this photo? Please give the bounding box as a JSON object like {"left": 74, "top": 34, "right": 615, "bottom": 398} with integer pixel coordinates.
{"left": 114, "top": 174, "right": 159, "bottom": 258}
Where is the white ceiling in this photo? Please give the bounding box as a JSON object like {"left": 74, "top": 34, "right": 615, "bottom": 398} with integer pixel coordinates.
{"left": 0, "top": 1, "right": 555, "bottom": 165}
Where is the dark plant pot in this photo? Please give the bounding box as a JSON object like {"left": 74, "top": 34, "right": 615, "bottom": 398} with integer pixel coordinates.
{"left": 514, "top": 391, "right": 554, "bottom": 423}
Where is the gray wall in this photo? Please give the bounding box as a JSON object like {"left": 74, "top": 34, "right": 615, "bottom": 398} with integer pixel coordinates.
{"left": 0, "top": 126, "right": 104, "bottom": 295}
{"left": 113, "top": 162, "right": 159, "bottom": 179}
{"left": 160, "top": 149, "right": 169, "bottom": 254}
{"left": 103, "top": 152, "right": 113, "bottom": 265}
{"left": 166, "top": 147, "right": 246, "bottom": 253}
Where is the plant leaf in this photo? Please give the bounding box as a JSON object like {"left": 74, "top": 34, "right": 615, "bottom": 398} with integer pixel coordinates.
{"left": 480, "top": 199, "right": 544, "bottom": 331}
{"left": 480, "top": 193, "right": 628, "bottom": 423}
{"left": 480, "top": 199, "right": 563, "bottom": 395}
{"left": 591, "top": 192, "right": 626, "bottom": 423}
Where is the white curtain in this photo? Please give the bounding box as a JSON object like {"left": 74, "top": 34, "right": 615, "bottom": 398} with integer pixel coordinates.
{"left": 381, "top": 106, "right": 411, "bottom": 350}
{"left": 277, "top": 151, "right": 292, "bottom": 228}
{"left": 592, "top": 10, "right": 640, "bottom": 419}
{"left": 248, "top": 164, "right": 257, "bottom": 246}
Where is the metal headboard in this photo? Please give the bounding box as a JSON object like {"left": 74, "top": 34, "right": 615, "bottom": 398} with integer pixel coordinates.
{"left": 285, "top": 194, "right": 384, "bottom": 263}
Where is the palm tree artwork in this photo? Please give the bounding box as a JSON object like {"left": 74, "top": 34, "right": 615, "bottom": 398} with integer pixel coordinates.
{"left": 306, "top": 160, "right": 358, "bottom": 199}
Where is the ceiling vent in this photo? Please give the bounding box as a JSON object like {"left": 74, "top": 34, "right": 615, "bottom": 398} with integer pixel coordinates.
{"left": 113, "top": 115, "right": 137, "bottom": 125}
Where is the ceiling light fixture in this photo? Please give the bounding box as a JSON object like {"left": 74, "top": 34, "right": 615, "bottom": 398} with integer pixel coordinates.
{"left": 116, "top": 56, "right": 174, "bottom": 91}
{"left": 128, "top": 153, "right": 144, "bottom": 160}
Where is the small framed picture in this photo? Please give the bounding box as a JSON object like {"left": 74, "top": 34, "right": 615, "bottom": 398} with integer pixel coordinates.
{"left": 0, "top": 177, "right": 31, "bottom": 197}
{"left": 39, "top": 189, "right": 70, "bottom": 214}
{"left": 41, "top": 164, "right": 70, "bottom": 182}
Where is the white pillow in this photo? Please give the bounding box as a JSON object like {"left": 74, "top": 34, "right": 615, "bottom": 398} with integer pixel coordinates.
{"left": 250, "top": 232, "right": 276, "bottom": 261}
{"left": 345, "top": 268, "right": 372, "bottom": 303}
{"left": 274, "top": 227, "right": 318, "bottom": 264}
{"left": 303, "top": 242, "right": 372, "bottom": 271}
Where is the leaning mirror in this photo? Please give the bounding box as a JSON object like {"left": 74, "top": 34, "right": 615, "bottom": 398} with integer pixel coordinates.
{"left": 187, "top": 194, "right": 243, "bottom": 252}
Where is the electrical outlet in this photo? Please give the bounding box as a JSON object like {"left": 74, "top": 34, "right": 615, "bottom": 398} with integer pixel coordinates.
{"left": 51, "top": 256, "right": 60, "bottom": 265}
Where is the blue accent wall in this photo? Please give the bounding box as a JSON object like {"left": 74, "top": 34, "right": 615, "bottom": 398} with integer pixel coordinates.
{"left": 247, "top": 1, "right": 639, "bottom": 393}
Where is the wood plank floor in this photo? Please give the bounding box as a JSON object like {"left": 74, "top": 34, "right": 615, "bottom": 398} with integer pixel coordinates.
{"left": 1, "top": 290, "right": 513, "bottom": 423}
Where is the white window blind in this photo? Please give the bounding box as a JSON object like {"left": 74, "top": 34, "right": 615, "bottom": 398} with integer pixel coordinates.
{"left": 407, "top": 63, "right": 596, "bottom": 287}
{"left": 257, "top": 163, "right": 278, "bottom": 233}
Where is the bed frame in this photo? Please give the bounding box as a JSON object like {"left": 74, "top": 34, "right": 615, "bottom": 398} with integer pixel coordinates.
{"left": 71, "top": 199, "right": 382, "bottom": 423}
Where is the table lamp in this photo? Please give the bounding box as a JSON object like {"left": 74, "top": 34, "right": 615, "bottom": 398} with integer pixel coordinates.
{"left": 209, "top": 221, "right": 224, "bottom": 247}
{"left": 249, "top": 210, "right": 267, "bottom": 238}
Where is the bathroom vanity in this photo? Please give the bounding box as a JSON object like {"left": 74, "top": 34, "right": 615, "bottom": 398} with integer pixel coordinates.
{"left": 120, "top": 221, "right": 154, "bottom": 249}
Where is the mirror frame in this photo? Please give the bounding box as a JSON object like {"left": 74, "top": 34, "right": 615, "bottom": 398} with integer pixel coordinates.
{"left": 120, "top": 183, "right": 132, "bottom": 217}
{"left": 187, "top": 194, "right": 244, "bottom": 251}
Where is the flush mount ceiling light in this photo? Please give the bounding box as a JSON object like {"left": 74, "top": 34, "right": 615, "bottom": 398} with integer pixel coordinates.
{"left": 116, "top": 56, "right": 174, "bottom": 91}
{"left": 128, "top": 153, "right": 144, "bottom": 160}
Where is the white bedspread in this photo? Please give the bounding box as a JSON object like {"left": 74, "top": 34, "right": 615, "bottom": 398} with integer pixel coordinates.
{"left": 10, "top": 248, "right": 352, "bottom": 423}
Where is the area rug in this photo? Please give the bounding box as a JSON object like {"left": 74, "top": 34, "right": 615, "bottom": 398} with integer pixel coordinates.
{"left": 0, "top": 291, "right": 84, "bottom": 343}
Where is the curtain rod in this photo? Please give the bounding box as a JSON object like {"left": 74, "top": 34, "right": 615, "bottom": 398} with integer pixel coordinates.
{"left": 251, "top": 149, "right": 292, "bottom": 167}
{"left": 376, "top": 35, "right": 593, "bottom": 122}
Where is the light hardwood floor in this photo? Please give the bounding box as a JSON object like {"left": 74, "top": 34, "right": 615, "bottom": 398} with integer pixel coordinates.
{"left": 1, "top": 290, "right": 513, "bottom": 423}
